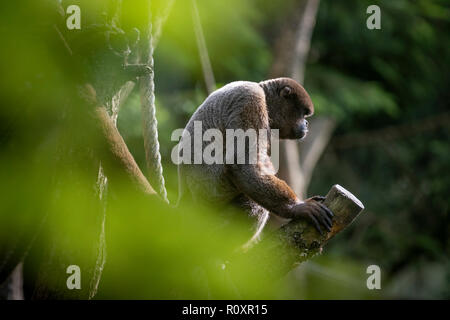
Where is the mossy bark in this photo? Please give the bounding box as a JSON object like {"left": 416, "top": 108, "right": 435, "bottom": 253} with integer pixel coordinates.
{"left": 236, "top": 185, "right": 365, "bottom": 279}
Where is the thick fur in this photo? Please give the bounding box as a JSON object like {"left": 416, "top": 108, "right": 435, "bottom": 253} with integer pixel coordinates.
{"left": 178, "top": 78, "right": 332, "bottom": 245}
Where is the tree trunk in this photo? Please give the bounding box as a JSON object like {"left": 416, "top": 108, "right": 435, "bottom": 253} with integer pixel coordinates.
{"left": 269, "top": 0, "right": 336, "bottom": 199}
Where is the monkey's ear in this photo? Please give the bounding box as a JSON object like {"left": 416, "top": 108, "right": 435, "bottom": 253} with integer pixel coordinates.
{"left": 280, "top": 86, "right": 292, "bottom": 98}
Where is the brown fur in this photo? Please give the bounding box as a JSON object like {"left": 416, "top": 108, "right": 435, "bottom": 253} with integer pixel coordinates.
{"left": 179, "top": 78, "right": 333, "bottom": 245}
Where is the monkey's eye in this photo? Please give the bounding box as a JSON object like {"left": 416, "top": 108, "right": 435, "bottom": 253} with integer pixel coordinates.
{"left": 280, "top": 86, "right": 292, "bottom": 98}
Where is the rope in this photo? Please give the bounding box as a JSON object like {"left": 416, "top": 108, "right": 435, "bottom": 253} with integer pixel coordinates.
{"left": 139, "top": 6, "right": 169, "bottom": 203}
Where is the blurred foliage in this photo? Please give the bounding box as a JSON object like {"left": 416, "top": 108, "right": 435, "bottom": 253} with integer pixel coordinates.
{"left": 0, "top": 0, "right": 449, "bottom": 299}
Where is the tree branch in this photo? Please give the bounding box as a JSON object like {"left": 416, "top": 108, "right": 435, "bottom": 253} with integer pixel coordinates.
{"left": 299, "top": 116, "right": 336, "bottom": 192}
{"left": 331, "top": 112, "right": 450, "bottom": 149}
{"left": 269, "top": 0, "right": 328, "bottom": 198}
{"left": 291, "top": 0, "right": 321, "bottom": 84}
{"left": 233, "top": 185, "right": 364, "bottom": 280}
{"left": 93, "top": 103, "right": 156, "bottom": 196}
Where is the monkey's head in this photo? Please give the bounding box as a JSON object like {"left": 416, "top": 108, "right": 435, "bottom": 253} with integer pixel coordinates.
{"left": 260, "top": 77, "right": 314, "bottom": 140}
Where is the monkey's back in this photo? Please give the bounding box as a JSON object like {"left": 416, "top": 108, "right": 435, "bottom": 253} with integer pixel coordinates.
{"left": 179, "top": 81, "right": 268, "bottom": 205}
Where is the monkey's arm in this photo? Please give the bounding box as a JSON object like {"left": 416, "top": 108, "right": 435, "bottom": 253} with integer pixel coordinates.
{"left": 229, "top": 165, "right": 297, "bottom": 215}
{"left": 223, "top": 91, "right": 333, "bottom": 233}
{"left": 228, "top": 164, "right": 333, "bottom": 234}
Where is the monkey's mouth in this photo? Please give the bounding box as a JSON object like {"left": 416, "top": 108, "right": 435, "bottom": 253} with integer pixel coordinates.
{"left": 293, "top": 127, "right": 308, "bottom": 140}
{"left": 293, "top": 119, "right": 309, "bottom": 140}
{"left": 299, "top": 130, "right": 308, "bottom": 140}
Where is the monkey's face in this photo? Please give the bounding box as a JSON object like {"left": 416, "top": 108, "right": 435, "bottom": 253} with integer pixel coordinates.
{"left": 268, "top": 79, "right": 314, "bottom": 140}
{"left": 291, "top": 117, "right": 309, "bottom": 140}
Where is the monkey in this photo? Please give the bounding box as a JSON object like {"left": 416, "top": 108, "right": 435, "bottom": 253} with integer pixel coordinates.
{"left": 177, "top": 77, "right": 333, "bottom": 248}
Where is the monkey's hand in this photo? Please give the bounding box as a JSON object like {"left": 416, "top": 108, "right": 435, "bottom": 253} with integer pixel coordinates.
{"left": 291, "top": 198, "right": 333, "bottom": 235}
